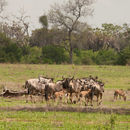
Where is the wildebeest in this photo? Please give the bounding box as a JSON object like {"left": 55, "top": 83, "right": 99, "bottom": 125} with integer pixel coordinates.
{"left": 62, "top": 76, "right": 83, "bottom": 103}
{"left": 54, "top": 90, "right": 67, "bottom": 103}
{"left": 114, "top": 89, "right": 127, "bottom": 101}
{"left": 79, "top": 89, "right": 93, "bottom": 106}
{"left": 61, "top": 75, "right": 105, "bottom": 105}
{"left": 79, "top": 76, "right": 105, "bottom": 106}
{"left": 25, "top": 76, "right": 53, "bottom": 103}
{"left": 44, "top": 79, "right": 64, "bottom": 101}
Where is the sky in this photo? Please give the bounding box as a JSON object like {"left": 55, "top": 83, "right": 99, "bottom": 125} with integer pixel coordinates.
{"left": 3, "top": 0, "right": 130, "bottom": 30}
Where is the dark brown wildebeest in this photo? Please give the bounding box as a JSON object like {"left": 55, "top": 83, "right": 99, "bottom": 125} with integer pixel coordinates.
{"left": 114, "top": 89, "right": 127, "bottom": 101}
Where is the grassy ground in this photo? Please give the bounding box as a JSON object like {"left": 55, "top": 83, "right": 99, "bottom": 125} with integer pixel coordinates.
{"left": 0, "top": 64, "right": 130, "bottom": 129}
{"left": 0, "top": 111, "right": 129, "bottom": 130}
{"left": 0, "top": 64, "right": 130, "bottom": 90}
{"left": 0, "top": 90, "right": 130, "bottom": 109}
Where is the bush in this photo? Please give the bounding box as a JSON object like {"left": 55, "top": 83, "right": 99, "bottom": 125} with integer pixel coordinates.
{"left": 3, "top": 43, "right": 22, "bottom": 63}
{"left": 0, "top": 46, "right": 6, "bottom": 62}
{"left": 0, "top": 32, "right": 12, "bottom": 46}
{"left": 42, "top": 45, "right": 69, "bottom": 64}
{"left": 73, "top": 50, "right": 96, "bottom": 65}
{"left": 21, "top": 46, "right": 42, "bottom": 64}
{"left": 95, "top": 49, "right": 118, "bottom": 65}
{"left": 117, "top": 46, "right": 130, "bottom": 65}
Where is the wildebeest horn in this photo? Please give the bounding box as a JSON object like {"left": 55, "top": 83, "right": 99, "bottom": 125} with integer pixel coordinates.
{"left": 95, "top": 76, "right": 98, "bottom": 80}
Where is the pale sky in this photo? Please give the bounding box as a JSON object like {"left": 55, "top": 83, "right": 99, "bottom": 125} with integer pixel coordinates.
{"left": 4, "top": 0, "right": 130, "bottom": 30}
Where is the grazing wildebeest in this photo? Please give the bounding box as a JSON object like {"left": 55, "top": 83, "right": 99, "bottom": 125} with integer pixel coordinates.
{"left": 114, "top": 89, "right": 127, "bottom": 101}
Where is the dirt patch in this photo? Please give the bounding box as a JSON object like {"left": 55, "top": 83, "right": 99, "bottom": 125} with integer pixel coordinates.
{"left": 0, "top": 106, "right": 130, "bottom": 115}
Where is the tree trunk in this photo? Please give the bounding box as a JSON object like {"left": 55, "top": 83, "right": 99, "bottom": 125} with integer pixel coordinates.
{"left": 69, "top": 44, "right": 73, "bottom": 64}
{"left": 68, "top": 30, "right": 73, "bottom": 64}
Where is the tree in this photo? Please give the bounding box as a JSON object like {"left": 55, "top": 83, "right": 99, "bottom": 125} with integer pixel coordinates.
{"left": 39, "top": 15, "right": 48, "bottom": 29}
{"left": 0, "top": 9, "right": 30, "bottom": 46}
{"left": 48, "top": 0, "right": 94, "bottom": 63}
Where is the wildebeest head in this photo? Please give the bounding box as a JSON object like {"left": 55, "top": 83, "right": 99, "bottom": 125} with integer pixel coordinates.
{"left": 62, "top": 76, "right": 74, "bottom": 89}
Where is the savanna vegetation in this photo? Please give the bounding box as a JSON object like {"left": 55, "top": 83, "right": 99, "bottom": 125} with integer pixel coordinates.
{"left": 0, "top": 0, "right": 130, "bottom": 65}
{"left": 0, "top": 111, "right": 129, "bottom": 130}
{"left": 0, "top": 64, "right": 130, "bottom": 109}
{"left": 0, "top": 0, "right": 130, "bottom": 129}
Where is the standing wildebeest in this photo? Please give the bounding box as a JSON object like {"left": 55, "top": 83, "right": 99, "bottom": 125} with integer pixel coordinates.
{"left": 44, "top": 79, "right": 64, "bottom": 101}
{"left": 78, "top": 76, "right": 105, "bottom": 106}
{"left": 25, "top": 76, "right": 53, "bottom": 103}
{"left": 114, "top": 89, "right": 127, "bottom": 101}
{"left": 62, "top": 76, "right": 83, "bottom": 103}
{"left": 79, "top": 89, "right": 93, "bottom": 106}
{"left": 54, "top": 90, "right": 67, "bottom": 103}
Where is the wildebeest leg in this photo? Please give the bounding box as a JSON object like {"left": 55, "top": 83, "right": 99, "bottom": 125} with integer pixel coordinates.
{"left": 40, "top": 90, "right": 44, "bottom": 103}
{"left": 90, "top": 98, "right": 93, "bottom": 106}
{"left": 85, "top": 97, "right": 89, "bottom": 106}
{"left": 66, "top": 93, "right": 70, "bottom": 104}
{"left": 25, "top": 94, "right": 29, "bottom": 103}
{"left": 59, "top": 96, "right": 63, "bottom": 104}
{"left": 45, "top": 90, "right": 49, "bottom": 101}
{"left": 114, "top": 94, "right": 116, "bottom": 101}
{"left": 114, "top": 92, "right": 118, "bottom": 101}
{"left": 40, "top": 95, "right": 44, "bottom": 103}
{"left": 99, "top": 93, "right": 102, "bottom": 105}
{"left": 30, "top": 95, "right": 33, "bottom": 103}
{"left": 69, "top": 93, "right": 73, "bottom": 104}
{"left": 119, "top": 95, "right": 121, "bottom": 100}
{"left": 30, "top": 95, "right": 36, "bottom": 103}
{"left": 90, "top": 92, "right": 94, "bottom": 106}
{"left": 96, "top": 94, "right": 99, "bottom": 106}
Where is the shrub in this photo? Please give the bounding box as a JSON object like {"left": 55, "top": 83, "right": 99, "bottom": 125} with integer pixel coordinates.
{"left": 21, "top": 46, "right": 42, "bottom": 64}
{"left": 4, "top": 43, "right": 22, "bottom": 63}
{"left": 95, "top": 49, "right": 118, "bottom": 65}
{"left": 42, "top": 45, "right": 69, "bottom": 64}
{"left": 73, "top": 50, "right": 96, "bottom": 65}
{"left": 117, "top": 46, "right": 130, "bottom": 65}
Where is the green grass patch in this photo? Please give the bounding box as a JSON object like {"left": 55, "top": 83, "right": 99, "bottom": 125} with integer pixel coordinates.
{"left": 0, "top": 64, "right": 130, "bottom": 89}
{"left": 0, "top": 111, "right": 129, "bottom": 129}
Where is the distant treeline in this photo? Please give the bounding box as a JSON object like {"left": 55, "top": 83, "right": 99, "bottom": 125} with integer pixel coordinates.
{"left": 0, "top": 0, "right": 130, "bottom": 65}
{"left": 0, "top": 42, "right": 130, "bottom": 65}
{"left": 0, "top": 23, "right": 130, "bottom": 65}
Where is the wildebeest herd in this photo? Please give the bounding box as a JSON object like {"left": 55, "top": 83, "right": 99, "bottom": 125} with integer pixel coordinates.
{"left": 1, "top": 75, "right": 127, "bottom": 106}
{"left": 22, "top": 75, "right": 127, "bottom": 106}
